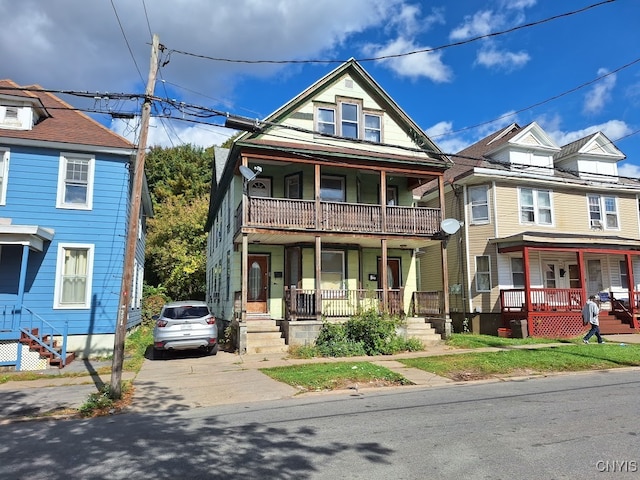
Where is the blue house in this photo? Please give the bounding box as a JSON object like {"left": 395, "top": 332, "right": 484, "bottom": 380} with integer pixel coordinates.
{"left": 0, "top": 80, "right": 152, "bottom": 370}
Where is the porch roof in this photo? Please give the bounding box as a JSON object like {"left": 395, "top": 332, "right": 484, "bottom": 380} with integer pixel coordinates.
{"left": 0, "top": 224, "right": 55, "bottom": 252}
{"left": 490, "top": 231, "right": 640, "bottom": 252}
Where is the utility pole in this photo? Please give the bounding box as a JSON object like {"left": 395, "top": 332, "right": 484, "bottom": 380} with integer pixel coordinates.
{"left": 110, "top": 34, "right": 159, "bottom": 399}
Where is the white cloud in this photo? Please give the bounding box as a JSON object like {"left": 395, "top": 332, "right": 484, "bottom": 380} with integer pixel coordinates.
{"left": 365, "top": 37, "right": 453, "bottom": 82}
{"left": 501, "top": 0, "right": 537, "bottom": 10}
{"left": 618, "top": 161, "right": 640, "bottom": 179}
{"left": 583, "top": 68, "right": 617, "bottom": 115}
{"left": 450, "top": 10, "right": 504, "bottom": 41}
{"left": 476, "top": 47, "right": 530, "bottom": 71}
{"left": 388, "top": 5, "right": 445, "bottom": 36}
{"left": 547, "top": 119, "right": 632, "bottom": 147}
{"left": 111, "top": 117, "right": 234, "bottom": 149}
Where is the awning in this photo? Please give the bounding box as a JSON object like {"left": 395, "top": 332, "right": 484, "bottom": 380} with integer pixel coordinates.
{"left": 0, "top": 224, "right": 55, "bottom": 252}
{"left": 489, "top": 231, "right": 640, "bottom": 252}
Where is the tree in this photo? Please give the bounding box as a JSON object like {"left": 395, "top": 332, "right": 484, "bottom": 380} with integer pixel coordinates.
{"left": 144, "top": 144, "right": 213, "bottom": 299}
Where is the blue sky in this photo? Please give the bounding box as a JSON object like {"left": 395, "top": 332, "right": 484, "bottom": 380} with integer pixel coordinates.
{"left": 2, "top": 0, "right": 639, "bottom": 176}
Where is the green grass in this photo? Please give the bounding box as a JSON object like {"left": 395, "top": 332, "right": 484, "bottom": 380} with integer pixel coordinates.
{"left": 445, "top": 333, "right": 566, "bottom": 349}
{"left": 399, "top": 343, "right": 640, "bottom": 381}
{"left": 260, "top": 361, "right": 413, "bottom": 392}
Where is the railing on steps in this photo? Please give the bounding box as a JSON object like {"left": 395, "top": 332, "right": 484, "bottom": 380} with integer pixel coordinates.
{"left": 2, "top": 304, "right": 69, "bottom": 368}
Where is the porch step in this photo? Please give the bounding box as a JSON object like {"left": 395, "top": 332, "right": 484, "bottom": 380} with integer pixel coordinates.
{"left": 599, "top": 314, "right": 637, "bottom": 335}
{"left": 405, "top": 317, "right": 442, "bottom": 347}
{"left": 246, "top": 318, "right": 288, "bottom": 355}
{"left": 19, "top": 330, "right": 75, "bottom": 369}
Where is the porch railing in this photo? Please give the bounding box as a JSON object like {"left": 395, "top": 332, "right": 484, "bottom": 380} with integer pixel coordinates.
{"left": 285, "top": 287, "right": 404, "bottom": 320}
{"left": 500, "top": 288, "right": 584, "bottom": 312}
{"left": 412, "top": 291, "right": 443, "bottom": 316}
{"left": 0, "top": 304, "right": 68, "bottom": 367}
{"left": 244, "top": 197, "right": 441, "bottom": 235}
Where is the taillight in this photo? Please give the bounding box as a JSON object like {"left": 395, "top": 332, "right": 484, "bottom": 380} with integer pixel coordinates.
{"left": 157, "top": 320, "right": 168, "bottom": 328}
{"left": 206, "top": 316, "right": 216, "bottom": 325}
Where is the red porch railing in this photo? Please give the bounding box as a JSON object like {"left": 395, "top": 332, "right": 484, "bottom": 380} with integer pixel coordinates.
{"left": 500, "top": 288, "right": 584, "bottom": 313}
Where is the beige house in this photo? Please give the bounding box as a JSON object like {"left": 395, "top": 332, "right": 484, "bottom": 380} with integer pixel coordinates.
{"left": 206, "top": 59, "right": 452, "bottom": 354}
{"left": 417, "top": 122, "right": 640, "bottom": 337}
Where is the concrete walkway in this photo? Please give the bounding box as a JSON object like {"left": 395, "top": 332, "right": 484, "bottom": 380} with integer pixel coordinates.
{"left": 1, "top": 334, "right": 638, "bottom": 423}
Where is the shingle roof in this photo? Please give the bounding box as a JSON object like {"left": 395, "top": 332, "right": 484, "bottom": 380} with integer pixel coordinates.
{"left": 0, "top": 79, "right": 134, "bottom": 150}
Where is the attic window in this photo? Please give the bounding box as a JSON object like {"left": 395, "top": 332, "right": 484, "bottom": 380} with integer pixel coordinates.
{"left": 315, "top": 100, "right": 383, "bottom": 143}
{"left": 1, "top": 106, "right": 20, "bottom": 126}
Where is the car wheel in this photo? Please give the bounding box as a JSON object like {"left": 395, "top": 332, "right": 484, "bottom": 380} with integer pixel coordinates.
{"left": 152, "top": 348, "right": 165, "bottom": 360}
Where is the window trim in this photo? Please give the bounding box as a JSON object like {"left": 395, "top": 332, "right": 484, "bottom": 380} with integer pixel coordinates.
{"left": 518, "top": 187, "right": 553, "bottom": 226}
{"left": 469, "top": 185, "right": 489, "bottom": 224}
{"left": 57, "top": 153, "right": 95, "bottom": 210}
{"left": 316, "top": 106, "right": 336, "bottom": 136}
{"left": 53, "top": 243, "right": 94, "bottom": 309}
{"left": 588, "top": 194, "right": 619, "bottom": 230}
{"left": 0, "top": 148, "right": 8, "bottom": 205}
{"left": 511, "top": 257, "right": 524, "bottom": 288}
{"left": 321, "top": 249, "right": 346, "bottom": 294}
{"left": 364, "top": 113, "right": 382, "bottom": 143}
{"left": 285, "top": 172, "right": 303, "bottom": 199}
{"left": 475, "top": 255, "right": 491, "bottom": 292}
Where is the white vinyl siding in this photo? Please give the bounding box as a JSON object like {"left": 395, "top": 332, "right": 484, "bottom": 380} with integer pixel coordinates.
{"left": 53, "top": 244, "right": 94, "bottom": 309}
{"left": 57, "top": 153, "right": 94, "bottom": 210}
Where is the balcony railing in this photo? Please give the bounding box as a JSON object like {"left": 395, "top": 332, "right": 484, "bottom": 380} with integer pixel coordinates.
{"left": 242, "top": 197, "right": 440, "bottom": 235}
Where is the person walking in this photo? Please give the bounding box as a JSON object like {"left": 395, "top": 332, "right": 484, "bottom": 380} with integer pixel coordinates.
{"left": 582, "top": 294, "right": 604, "bottom": 344}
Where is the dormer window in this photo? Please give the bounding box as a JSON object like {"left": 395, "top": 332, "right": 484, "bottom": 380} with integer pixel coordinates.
{"left": 0, "top": 104, "right": 38, "bottom": 130}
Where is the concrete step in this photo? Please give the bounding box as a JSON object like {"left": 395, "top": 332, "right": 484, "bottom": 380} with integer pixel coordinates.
{"left": 246, "top": 344, "right": 290, "bottom": 355}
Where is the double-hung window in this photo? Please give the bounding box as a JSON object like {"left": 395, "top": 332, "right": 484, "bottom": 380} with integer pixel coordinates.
{"left": 511, "top": 257, "right": 524, "bottom": 288}
{"left": 588, "top": 194, "right": 618, "bottom": 229}
{"left": 54, "top": 244, "right": 94, "bottom": 309}
{"left": 0, "top": 148, "right": 8, "bottom": 205}
{"left": 475, "top": 256, "right": 491, "bottom": 292}
{"left": 341, "top": 102, "right": 359, "bottom": 139}
{"left": 364, "top": 114, "right": 381, "bottom": 142}
{"left": 57, "top": 153, "right": 94, "bottom": 209}
{"left": 469, "top": 185, "right": 489, "bottom": 223}
{"left": 321, "top": 250, "right": 345, "bottom": 296}
{"left": 519, "top": 188, "right": 552, "bottom": 225}
{"left": 317, "top": 107, "right": 336, "bottom": 135}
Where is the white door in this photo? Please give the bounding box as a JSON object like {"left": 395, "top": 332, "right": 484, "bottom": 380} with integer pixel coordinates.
{"left": 248, "top": 178, "right": 272, "bottom": 197}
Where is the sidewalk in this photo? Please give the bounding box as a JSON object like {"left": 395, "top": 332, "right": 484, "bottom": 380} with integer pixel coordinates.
{"left": 1, "top": 334, "right": 638, "bottom": 423}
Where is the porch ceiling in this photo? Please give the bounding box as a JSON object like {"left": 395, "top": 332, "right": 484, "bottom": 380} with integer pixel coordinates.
{"left": 491, "top": 231, "right": 640, "bottom": 252}
{"left": 0, "top": 224, "right": 55, "bottom": 252}
{"left": 238, "top": 231, "right": 437, "bottom": 250}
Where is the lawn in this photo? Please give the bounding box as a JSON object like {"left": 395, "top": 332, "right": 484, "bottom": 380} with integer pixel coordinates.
{"left": 260, "top": 361, "right": 413, "bottom": 392}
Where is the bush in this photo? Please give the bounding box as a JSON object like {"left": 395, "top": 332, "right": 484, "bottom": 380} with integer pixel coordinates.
{"left": 311, "top": 309, "right": 424, "bottom": 357}
{"left": 141, "top": 284, "right": 171, "bottom": 326}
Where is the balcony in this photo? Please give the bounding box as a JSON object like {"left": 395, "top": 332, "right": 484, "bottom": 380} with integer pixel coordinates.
{"left": 239, "top": 197, "right": 441, "bottom": 236}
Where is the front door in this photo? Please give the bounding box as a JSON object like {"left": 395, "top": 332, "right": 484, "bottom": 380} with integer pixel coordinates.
{"left": 247, "top": 254, "right": 269, "bottom": 314}
{"left": 378, "top": 258, "right": 402, "bottom": 313}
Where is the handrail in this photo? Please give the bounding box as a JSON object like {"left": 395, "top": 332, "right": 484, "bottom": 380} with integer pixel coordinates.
{"left": 10, "top": 305, "right": 69, "bottom": 367}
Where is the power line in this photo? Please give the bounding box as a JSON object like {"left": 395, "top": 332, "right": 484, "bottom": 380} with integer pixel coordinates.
{"left": 167, "top": 0, "right": 616, "bottom": 65}
{"left": 110, "top": 0, "right": 145, "bottom": 85}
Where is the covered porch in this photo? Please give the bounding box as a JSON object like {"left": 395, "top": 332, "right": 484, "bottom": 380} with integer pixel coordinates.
{"left": 494, "top": 233, "right": 640, "bottom": 337}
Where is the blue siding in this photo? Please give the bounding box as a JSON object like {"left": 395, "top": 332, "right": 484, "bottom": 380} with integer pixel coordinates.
{"left": 0, "top": 145, "right": 135, "bottom": 336}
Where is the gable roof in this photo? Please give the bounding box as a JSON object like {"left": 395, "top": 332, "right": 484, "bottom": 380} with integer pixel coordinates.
{"left": 0, "top": 79, "right": 134, "bottom": 151}
{"left": 554, "top": 131, "right": 625, "bottom": 162}
{"left": 234, "top": 58, "right": 451, "bottom": 166}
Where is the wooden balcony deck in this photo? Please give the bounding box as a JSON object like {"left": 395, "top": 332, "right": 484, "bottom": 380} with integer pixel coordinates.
{"left": 242, "top": 197, "right": 441, "bottom": 235}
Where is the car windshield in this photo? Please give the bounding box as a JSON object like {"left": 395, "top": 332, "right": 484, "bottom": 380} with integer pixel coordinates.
{"left": 163, "top": 306, "right": 210, "bottom": 319}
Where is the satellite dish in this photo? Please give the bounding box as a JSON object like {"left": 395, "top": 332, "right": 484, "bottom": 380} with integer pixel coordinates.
{"left": 239, "top": 165, "right": 259, "bottom": 182}
{"left": 441, "top": 218, "right": 462, "bottom": 235}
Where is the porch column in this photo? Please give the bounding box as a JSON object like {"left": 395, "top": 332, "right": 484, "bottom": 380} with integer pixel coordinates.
{"left": 239, "top": 234, "right": 248, "bottom": 353}
{"left": 16, "top": 244, "right": 30, "bottom": 310}
{"left": 523, "top": 246, "right": 530, "bottom": 311}
{"left": 314, "top": 164, "right": 321, "bottom": 230}
{"left": 380, "top": 171, "right": 387, "bottom": 233}
{"left": 577, "top": 250, "right": 586, "bottom": 303}
{"left": 241, "top": 155, "right": 249, "bottom": 225}
{"left": 625, "top": 253, "right": 638, "bottom": 328}
{"left": 381, "top": 238, "right": 388, "bottom": 312}
{"left": 315, "top": 236, "right": 322, "bottom": 320}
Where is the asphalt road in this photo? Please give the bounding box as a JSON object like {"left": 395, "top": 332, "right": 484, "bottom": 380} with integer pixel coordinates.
{"left": 1, "top": 368, "right": 638, "bottom": 479}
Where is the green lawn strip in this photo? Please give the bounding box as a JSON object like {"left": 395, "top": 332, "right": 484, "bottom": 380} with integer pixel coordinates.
{"left": 399, "top": 344, "right": 640, "bottom": 380}
{"left": 445, "top": 333, "right": 565, "bottom": 350}
{"left": 260, "top": 361, "right": 412, "bottom": 392}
